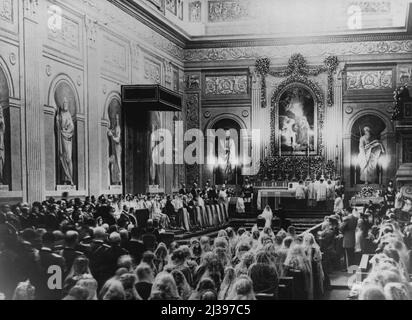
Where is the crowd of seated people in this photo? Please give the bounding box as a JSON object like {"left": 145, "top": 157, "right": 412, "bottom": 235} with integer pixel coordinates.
{"left": 0, "top": 188, "right": 325, "bottom": 300}
{"left": 316, "top": 180, "right": 412, "bottom": 299}
{"left": 1, "top": 178, "right": 411, "bottom": 300}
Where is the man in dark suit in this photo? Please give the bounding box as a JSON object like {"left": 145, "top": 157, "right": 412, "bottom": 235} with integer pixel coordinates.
{"left": 37, "top": 232, "right": 65, "bottom": 300}
{"left": 60, "top": 230, "right": 83, "bottom": 275}
{"left": 105, "top": 232, "right": 129, "bottom": 278}
{"left": 125, "top": 227, "right": 145, "bottom": 266}
{"left": 339, "top": 208, "right": 358, "bottom": 270}
{"left": 89, "top": 227, "right": 110, "bottom": 288}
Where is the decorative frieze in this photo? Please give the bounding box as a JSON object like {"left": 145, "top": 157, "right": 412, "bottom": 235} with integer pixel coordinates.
{"left": 166, "top": 0, "right": 176, "bottom": 15}
{"left": 189, "top": 1, "right": 201, "bottom": 22}
{"left": 208, "top": 0, "right": 251, "bottom": 23}
{"left": 185, "top": 74, "right": 200, "bottom": 90}
{"left": 85, "top": 17, "right": 98, "bottom": 47}
{"left": 346, "top": 70, "right": 393, "bottom": 90}
{"left": 0, "top": 0, "right": 13, "bottom": 23}
{"left": 144, "top": 59, "right": 161, "bottom": 84}
{"left": 348, "top": 1, "right": 391, "bottom": 13}
{"left": 204, "top": 75, "right": 248, "bottom": 95}
{"left": 184, "top": 40, "right": 412, "bottom": 62}
{"left": 23, "top": 0, "right": 39, "bottom": 21}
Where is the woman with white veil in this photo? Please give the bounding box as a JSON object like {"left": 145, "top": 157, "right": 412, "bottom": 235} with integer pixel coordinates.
{"left": 258, "top": 205, "right": 273, "bottom": 229}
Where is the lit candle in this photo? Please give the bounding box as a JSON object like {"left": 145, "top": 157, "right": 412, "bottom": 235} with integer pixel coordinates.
{"left": 278, "top": 130, "right": 281, "bottom": 156}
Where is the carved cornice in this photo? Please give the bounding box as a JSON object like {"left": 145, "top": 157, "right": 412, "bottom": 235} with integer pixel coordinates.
{"left": 186, "top": 33, "right": 412, "bottom": 49}
{"left": 184, "top": 40, "right": 412, "bottom": 62}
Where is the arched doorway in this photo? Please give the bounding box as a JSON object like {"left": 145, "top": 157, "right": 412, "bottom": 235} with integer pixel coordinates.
{"left": 351, "top": 114, "right": 387, "bottom": 185}
{"left": 211, "top": 118, "right": 242, "bottom": 186}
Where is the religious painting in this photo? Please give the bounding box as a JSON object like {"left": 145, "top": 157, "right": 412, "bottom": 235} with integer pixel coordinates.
{"left": 107, "top": 98, "right": 122, "bottom": 185}
{"left": 54, "top": 81, "right": 77, "bottom": 186}
{"left": 278, "top": 86, "right": 316, "bottom": 155}
{"left": 351, "top": 115, "right": 386, "bottom": 185}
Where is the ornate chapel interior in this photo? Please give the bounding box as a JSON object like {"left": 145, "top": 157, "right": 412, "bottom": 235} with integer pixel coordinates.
{"left": 1, "top": 0, "right": 412, "bottom": 302}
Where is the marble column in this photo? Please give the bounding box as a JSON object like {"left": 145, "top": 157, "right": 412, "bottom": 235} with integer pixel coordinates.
{"left": 23, "top": 0, "right": 44, "bottom": 202}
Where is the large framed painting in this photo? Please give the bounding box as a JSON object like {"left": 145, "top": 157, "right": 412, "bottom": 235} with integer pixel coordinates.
{"left": 274, "top": 84, "right": 318, "bottom": 155}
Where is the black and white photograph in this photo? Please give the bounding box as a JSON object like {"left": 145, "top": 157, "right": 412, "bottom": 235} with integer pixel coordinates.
{"left": 1, "top": 0, "right": 412, "bottom": 308}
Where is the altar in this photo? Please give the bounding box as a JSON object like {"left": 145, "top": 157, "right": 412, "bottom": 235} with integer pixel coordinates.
{"left": 256, "top": 187, "right": 296, "bottom": 210}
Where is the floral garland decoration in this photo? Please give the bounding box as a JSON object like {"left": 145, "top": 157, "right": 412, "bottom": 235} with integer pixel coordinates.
{"left": 391, "top": 84, "right": 409, "bottom": 121}
{"left": 257, "top": 54, "right": 339, "bottom": 108}
{"left": 258, "top": 156, "right": 336, "bottom": 181}
{"left": 255, "top": 57, "right": 270, "bottom": 108}
{"left": 324, "top": 56, "right": 339, "bottom": 107}
{"left": 356, "top": 185, "right": 379, "bottom": 198}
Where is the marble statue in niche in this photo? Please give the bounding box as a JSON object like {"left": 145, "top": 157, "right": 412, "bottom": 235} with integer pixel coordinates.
{"left": 149, "top": 111, "right": 161, "bottom": 186}
{"left": 108, "top": 99, "right": 122, "bottom": 185}
{"left": 55, "top": 81, "right": 76, "bottom": 186}
{"left": 357, "top": 126, "right": 385, "bottom": 184}
{"left": 56, "top": 97, "right": 74, "bottom": 185}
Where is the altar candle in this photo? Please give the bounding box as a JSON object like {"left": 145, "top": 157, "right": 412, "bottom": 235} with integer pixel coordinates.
{"left": 278, "top": 131, "right": 281, "bottom": 155}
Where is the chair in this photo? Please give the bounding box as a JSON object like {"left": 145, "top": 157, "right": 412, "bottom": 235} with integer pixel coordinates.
{"left": 215, "top": 204, "right": 223, "bottom": 224}
{"left": 255, "top": 293, "right": 277, "bottom": 300}
{"left": 228, "top": 197, "right": 238, "bottom": 217}
{"left": 284, "top": 269, "right": 307, "bottom": 300}
{"left": 220, "top": 203, "right": 229, "bottom": 222}
{"left": 195, "top": 206, "right": 204, "bottom": 228}
{"left": 278, "top": 277, "right": 294, "bottom": 300}
{"left": 272, "top": 217, "right": 281, "bottom": 230}
{"left": 206, "top": 205, "right": 213, "bottom": 228}
{"left": 142, "top": 233, "right": 157, "bottom": 252}
{"left": 257, "top": 217, "right": 266, "bottom": 228}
